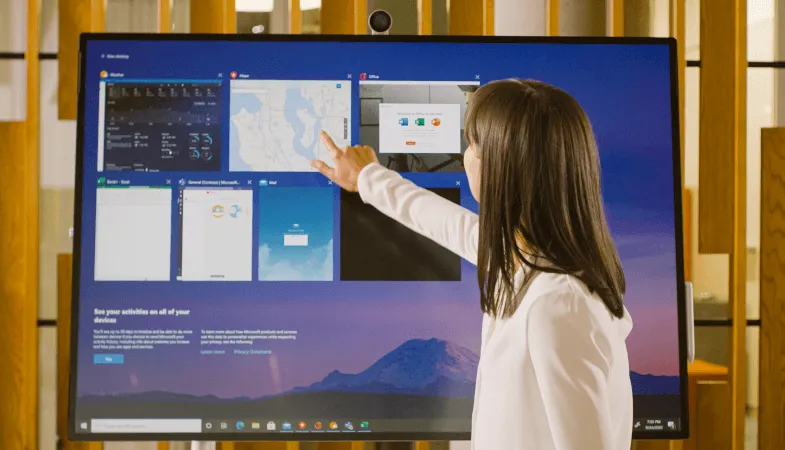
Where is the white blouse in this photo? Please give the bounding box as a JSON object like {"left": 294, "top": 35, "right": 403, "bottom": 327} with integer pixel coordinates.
{"left": 357, "top": 163, "right": 634, "bottom": 450}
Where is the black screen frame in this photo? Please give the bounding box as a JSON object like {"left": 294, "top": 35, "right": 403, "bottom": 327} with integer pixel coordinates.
{"left": 70, "top": 32, "right": 689, "bottom": 443}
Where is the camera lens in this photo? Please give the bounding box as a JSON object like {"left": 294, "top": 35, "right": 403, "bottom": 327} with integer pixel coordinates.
{"left": 369, "top": 10, "right": 392, "bottom": 33}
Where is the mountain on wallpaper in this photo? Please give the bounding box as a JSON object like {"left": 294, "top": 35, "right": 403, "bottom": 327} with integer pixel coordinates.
{"left": 287, "top": 338, "right": 480, "bottom": 398}
{"left": 630, "top": 371, "right": 681, "bottom": 395}
{"left": 78, "top": 338, "right": 681, "bottom": 405}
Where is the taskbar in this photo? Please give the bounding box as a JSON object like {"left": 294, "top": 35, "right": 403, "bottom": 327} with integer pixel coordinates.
{"left": 77, "top": 418, "right": 472, "bottom": 435}
{"left": 634, "top": 418, "right": 681, "bottom": 432}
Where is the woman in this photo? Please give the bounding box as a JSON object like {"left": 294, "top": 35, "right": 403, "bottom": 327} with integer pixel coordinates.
{"left": 312, "top": 79, "right": 633, "bottom": 450}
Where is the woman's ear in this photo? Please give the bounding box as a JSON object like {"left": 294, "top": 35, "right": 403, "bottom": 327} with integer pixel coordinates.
{"left": 464, "top": 144, "right": 481, "bottom": 202}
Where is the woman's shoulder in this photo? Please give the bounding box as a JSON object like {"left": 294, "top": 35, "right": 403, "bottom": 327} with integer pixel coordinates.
{"left": 522, "top": 272, "right": 633, "bottom": 336}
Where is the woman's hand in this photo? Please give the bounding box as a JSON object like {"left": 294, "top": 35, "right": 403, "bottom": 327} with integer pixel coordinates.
{"left": 311, "top": 131, "right": 379, "bottom": 192}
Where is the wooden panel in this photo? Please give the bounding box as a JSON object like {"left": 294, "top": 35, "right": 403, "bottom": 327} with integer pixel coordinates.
{"left": 289, "top": 0, "right": 302, "bottom": 33}
{"left": 448, "top": 0, "right": 484, "bottom": 35}
{"left": 319, "top": 0, "right": 366, "bottom": 34}
{"left": 697, "top": 0, "right": 743, "bottom": 254}
{"left": 418, "top": 0, "right": 433, "bottom": 35}
{"left": 694, "top": 382, "right": 732, "bottom": 450}
{"left": 320, "top": 0, "right": 356, "bottom": 34}
{"left": 59, "top": 0, "right": 105, "bottom": 120}
{"left": 483, "top": 0, "right": 493, "bottom": 35}
{"left": 191, "top": 0, "right": 236, "bottom": 33}
{"left": 760, "top": 128, "right": 785, "bottom": 450}
{"left": 57, "top": 254, "right": 104, "bottom": 450}
{"left": 157, "top": 443, "right": 169, "bottom": 450}
{"left": 726, "top": 2, "right": 747, "bottom": 449}
{"left": 607, "top": 0, "right": 624, "bottom": 36}
{"left": 24, "top": 0, "right": 41, "bottom": 446}
{"left": 546, "top": 0, "right": 558, "bottom": 36}
{"left": 159, "top": 0, "right": 172, "bottom": 32}
{"left": 354, "top": 0, "right": 367, "bottom": 34}
{"left": 0, "top": 122, "right": 31, "bottom": 449}
{"left": 699, "top": 3, "right": 747, "bottom": 447}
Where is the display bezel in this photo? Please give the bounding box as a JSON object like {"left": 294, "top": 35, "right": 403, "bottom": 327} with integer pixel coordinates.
{"left": 70, "top": 32, "right": 689, "bottom": 442}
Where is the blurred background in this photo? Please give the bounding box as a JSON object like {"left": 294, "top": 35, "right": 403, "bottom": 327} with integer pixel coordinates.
{"left": 0, "top": 0, "right": 782, "bottom": 449}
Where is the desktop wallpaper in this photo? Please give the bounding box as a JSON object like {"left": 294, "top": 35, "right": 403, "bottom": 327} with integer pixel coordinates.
{"left": 74, "top": 39, "right": 682, "bottom": 424}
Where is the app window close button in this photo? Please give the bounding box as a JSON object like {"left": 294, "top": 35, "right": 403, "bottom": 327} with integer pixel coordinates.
{"left": 94, "top": 354, "right": 125, "bottom": 364}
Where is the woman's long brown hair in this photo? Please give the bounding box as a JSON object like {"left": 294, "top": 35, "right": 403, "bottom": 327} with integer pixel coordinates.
{"left": 464, "top": 79, "right": 626, "bottom": 319}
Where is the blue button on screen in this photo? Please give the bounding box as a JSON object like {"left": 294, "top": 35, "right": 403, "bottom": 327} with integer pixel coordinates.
{"left": 94, "top": 354, "right": 124, "bottom": 364}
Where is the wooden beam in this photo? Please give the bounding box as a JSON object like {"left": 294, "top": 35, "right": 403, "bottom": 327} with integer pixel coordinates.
{"left": 289, "top": 0, "right": 302, "bottom": 33}
{"left": 25, "top": 7, "right": 41, "bottom": 448}
{"left": 0, "top": 1, "right": 41, "bottom": 448}
{"left": 354, "top": 0, "right": 367, "bottom": 34}
{"left": 58, "top": 0, "right": 105, "bottom": 120}
{"left": 759, "top": 127, "right": 785, "bottom": 450}
{"left": 727, "top": 1, "right": 747, "bottom": 449}
{"left": 449, "top": 0, "right": 484, "bottom": 35}
{"left": 57, "top": 254, "right": 104, "bottom": 450}
{"left": 607, "top": 0, "right": 624, "bottom": 36}
{"left": 191, "top": 0, "right": 236, "bottom": 33}
{"left": 419, "top": 0, "right": 433, "bottom": 35}
{"left": 321, "top": 0, "right": 357, "bottom": 34}
{"left": 483, "top": 0, "right": 494, "bottom": 35}
{"left": 546, "top": 0, "right": 559, "bottom": 36}
{"left": 693, "top": 382, "right": 733, "bottom": 450}
{"left": 159, "top": 0, "right": 172, "bottom": 32}
{"left": 0, "top": 122, "right": 31, "bottom": 449}
{"left": 698, "top": 0, "right": 743, "bottom": 254}
{"left": 699, "top": 2, "right": 746, "bottom": 450}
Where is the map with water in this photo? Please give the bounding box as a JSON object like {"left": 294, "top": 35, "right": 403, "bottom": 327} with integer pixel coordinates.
{"left": 229, "top": 80, "right": 351, "bottom": 172}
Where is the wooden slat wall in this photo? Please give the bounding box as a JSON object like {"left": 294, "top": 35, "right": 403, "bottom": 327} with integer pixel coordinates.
{"left": 289, "top": 0, "right": 302, "bottom": 34}
{"left": 607, "top": 0, "right": 623, "bottom": 36}
{"left": 699, "top": 2, "right": 747, "bottom": 449}
{"left": 448, "top": 0, "right": 484, "bottom": 35}
{"left": 0, "top": 0, "right": 41, "bottom": 448}
{"left": 353, "top": 0, "right": 367, "bottom": 35}
{"left": 759, "top": 128, "right": 785, "bottom": 450}
{"left": 698, "top": 0, "right": 742, "bottom": 254}
{"left": 57, "top": 254, "right": 103, "bottom": 450}
{"left": 191, "top": 0, "right": 236, "bottom": 33}
{"left": 25, "top": 0, "right": 41, "bottom": 447}
{"left": 693, "top": 383, "right": 732, "bottom": 450}
{"left": 418, "top": 0, "right": 433, "bottom": 35}
{"left": 546, "top": 0, "right": 558, "bottom": 36}
{"left": 320, "top": 0, "right": 365, "bottom": 34}
{"left": 483, "top": 0, "right": 494, "bottom": 36}
{"left": 59, "top": 0, "right": 106, "bottom": 120}
{"left": 727, "top": 0, "right": 747, "bottom": 448}
{"left": 159, "top": 0, "right": 172, "bottom": 32}
{"left": 0, "top": 122, "right": 33, "bottom": 450}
